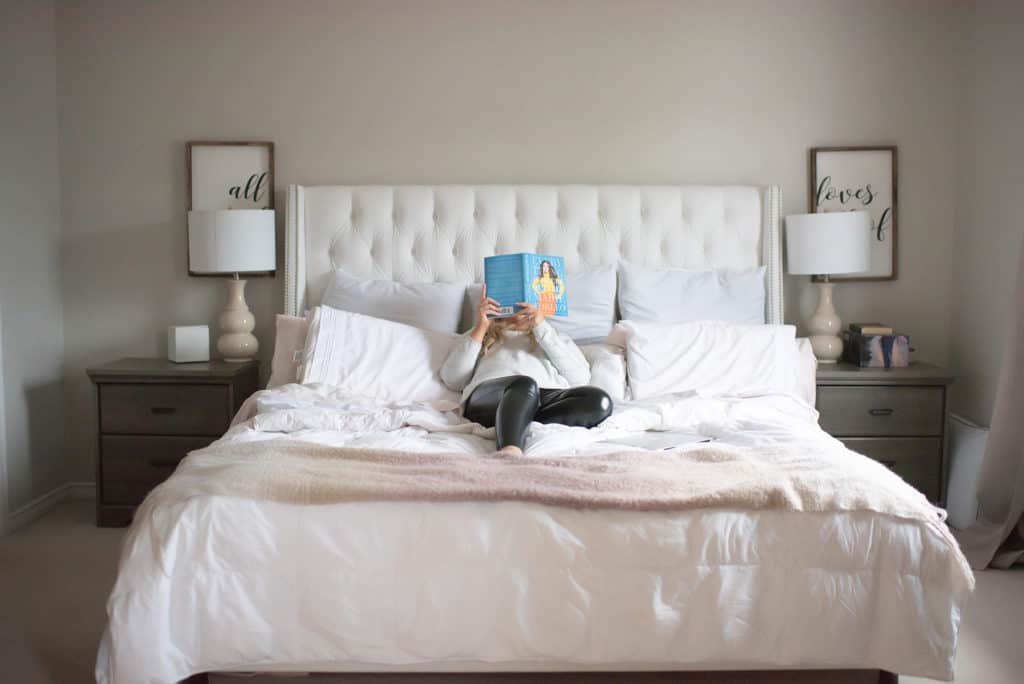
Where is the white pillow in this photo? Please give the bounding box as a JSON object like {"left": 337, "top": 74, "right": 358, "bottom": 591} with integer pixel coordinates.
{"left": 465, "top": 266, "right": 617, "bottom": 343}
{"left": 322, "top": 269, "right": 466, "bottom": 333}
{"left": 621, "top": 320, "right": 797, "bottom": 400}
{"left": 581, "top": 342, "right": 628, "bottom": 402}
{"left": 267, "top": 314, "right": 309, "bottom": 388}
{"left": 301, "top": 306, "right": 459, "bottom": 404}
{"left": 618, "top": 264, "right": 766, "bottom": 324}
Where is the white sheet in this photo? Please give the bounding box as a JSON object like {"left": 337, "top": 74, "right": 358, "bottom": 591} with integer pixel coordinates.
{"left": 97, "top": 386, "right": 972, "bottom": 684}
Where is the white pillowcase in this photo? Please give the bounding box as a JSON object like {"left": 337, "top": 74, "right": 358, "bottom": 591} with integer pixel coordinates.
{"left": 466, "top": 266, "right": 617, "bottom": 343}
{"left": 618, "top": 264, "right": 766, "bottom": 324}
{"left": 301, "top": 306, "right": 459, "bottom": 404}
{"left": 581, "top": 342, "right": 629, "bottom": 402}
{"left": 621, "top": 320, "right": 798, "bottom": 400}
{"left": 322, "top": 269, "right": 466, "bottom": 333}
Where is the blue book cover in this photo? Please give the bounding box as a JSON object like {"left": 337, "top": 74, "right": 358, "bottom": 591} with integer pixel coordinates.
{"left": 484, "top": 253, "right": 568, "bottom": 318}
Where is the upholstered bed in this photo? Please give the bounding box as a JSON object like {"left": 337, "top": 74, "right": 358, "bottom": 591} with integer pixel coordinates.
{"left": 96, "top": 185, "right": 971, "bottom": 684}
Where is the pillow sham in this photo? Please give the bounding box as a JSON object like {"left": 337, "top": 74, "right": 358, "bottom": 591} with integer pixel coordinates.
{"left": 621, "top": 320, "right": 797, "bottom": 400}
{"left": 618, "top": 264, "right": 766, "bottom": 324}
{"left": 322, "top": 269, "right": 466, "bottom": 333}
{"left": 267, "top": 314, "right": 309, "bottom": 388}
{"left": 301, "top": 306, "right": 459, "bottom": 404}
{"left": 465, "top": 266, "right": 617, "bottom": 343}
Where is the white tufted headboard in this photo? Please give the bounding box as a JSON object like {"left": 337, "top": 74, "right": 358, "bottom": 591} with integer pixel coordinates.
{"left": 285, "top": 184, "right": 783, "bottom": 323}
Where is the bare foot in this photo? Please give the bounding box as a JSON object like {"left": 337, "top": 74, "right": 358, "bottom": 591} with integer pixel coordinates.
{"left": 499, "top": 445, "right": 523, "bottom": 457}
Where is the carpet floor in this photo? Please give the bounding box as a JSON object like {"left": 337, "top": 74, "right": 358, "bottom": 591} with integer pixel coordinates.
{"left": 1, "top": 499, "right": 1021, "bottom": 683}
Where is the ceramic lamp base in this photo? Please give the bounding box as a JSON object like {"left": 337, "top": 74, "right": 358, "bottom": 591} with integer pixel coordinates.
{"left": 217, "top": 278, "right": 258, "bottom": 362}
{"left": 806, "top": 280, "right": 844, "bottom": 364}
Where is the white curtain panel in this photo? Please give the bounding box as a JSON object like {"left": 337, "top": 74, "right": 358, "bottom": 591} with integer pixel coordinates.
{"left": 956, "top": 236, "right": 1024, "bottom": 569}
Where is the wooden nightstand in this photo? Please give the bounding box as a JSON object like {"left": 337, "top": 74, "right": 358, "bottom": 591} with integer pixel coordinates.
{"left": 815, "top": 362, "right": 953, "bottom": 504}
{"left": 87, "top": 358, "right": 259, "bottom": 527}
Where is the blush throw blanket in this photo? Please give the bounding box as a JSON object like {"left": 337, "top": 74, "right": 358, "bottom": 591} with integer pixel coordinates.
{"left": 143, "top": 439, "right": 953, "bottom": 533}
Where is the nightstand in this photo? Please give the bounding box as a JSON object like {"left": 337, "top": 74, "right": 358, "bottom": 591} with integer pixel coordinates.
{"left": 87, "top": 358, "right": 259, "bottom": 527}
{"left": 815, "top": 362, "right": 953, "bottom": 504}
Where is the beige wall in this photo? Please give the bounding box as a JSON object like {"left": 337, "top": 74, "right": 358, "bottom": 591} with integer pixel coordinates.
{"left": 57, "top": 0, "right": 961, "bottom": 481}
{"left": 949, "top": 0, "right": 1024, "bottom": 426}
{"left": 0, "top": 0, "right": 67, "bottom": 512}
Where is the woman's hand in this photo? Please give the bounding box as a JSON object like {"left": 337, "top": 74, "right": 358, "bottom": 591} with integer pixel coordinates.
{"left": 514, "top": 301, "right": 544, "bottom": 329}
{"left": 470, "top": 284, "right": 501, "bottom": 342}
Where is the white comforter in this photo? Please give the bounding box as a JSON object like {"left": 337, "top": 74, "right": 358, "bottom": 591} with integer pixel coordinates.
{"left": 96, "top": 385, "right": 973, "bottom": 684}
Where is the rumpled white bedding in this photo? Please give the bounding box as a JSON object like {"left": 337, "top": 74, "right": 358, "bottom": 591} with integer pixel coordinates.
{"left": 96, "top": 384, "right": 973, "bottom": 684}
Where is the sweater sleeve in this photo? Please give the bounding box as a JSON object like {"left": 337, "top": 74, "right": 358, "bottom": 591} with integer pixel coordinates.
{"left": 533, "top": 320, "right": 591, "bottom": 386}
{"left": 439, "top": 333, "right": 483, "bottom": 392}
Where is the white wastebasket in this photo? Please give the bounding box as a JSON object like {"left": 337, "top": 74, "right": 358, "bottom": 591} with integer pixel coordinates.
{"left": 946, "top": 414, "right": 989, "bottom": 530}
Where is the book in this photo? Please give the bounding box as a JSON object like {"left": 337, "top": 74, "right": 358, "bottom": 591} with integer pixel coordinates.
{"left": 849, "top": 322, "right": 894, "bottom": 335}
{"left": 843, "top": 331, "right": 910, "bottom": 368}
{"left": 484, "top": 253, "right": 568, "bottom": 318}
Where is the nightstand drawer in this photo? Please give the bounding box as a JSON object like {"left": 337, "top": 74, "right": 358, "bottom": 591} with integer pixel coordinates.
{"left": 817, "top": 386, "right": 944, "bottom": 436}
{"left": 840, "top": 437, "right": 942, "bottom": 501}
{"left": 101, "top": 435, "right": 214, "bottom": 504}
{"left": 100, "top": 383, "right": 229, "bottom": 435}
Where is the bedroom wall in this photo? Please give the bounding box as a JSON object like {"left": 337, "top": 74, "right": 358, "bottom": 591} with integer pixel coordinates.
{"left": 57, "top": 0, "right": 960, "bottom": 482}
{"left": 0, "top": 0, "right": 67, "bottom": 515}
{"left": 948, "top": 0, "right": 1024, "bottom": 426}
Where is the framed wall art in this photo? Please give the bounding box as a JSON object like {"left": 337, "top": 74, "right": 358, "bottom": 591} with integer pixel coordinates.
{"left": 186, "top": 140, "right": 274, "bottom": 211}
{"left": 810, "top": 146, "right": 897, "bottom": 281}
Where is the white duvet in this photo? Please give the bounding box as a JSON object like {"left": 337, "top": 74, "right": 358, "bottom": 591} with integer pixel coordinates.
{"left": 96, "top": 385, "right": 973, "bottom": 684}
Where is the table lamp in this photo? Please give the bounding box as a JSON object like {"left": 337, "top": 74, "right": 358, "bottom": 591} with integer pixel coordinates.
{"left": 187, "top": 209, "right": 276, "bottom": 362}
{"left": 785, "top": 211, "right": 872, "bottom": 363}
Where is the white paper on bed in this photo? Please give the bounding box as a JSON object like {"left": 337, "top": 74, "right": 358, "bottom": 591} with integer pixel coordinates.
{"left": 622, "top": 320, "right": 799, "bottom": 400}
{"left": 300, "top": 306, "right": 459, "bottom": 405}
{"left": 98, "top": 383, "right": 972, "bottom": 684}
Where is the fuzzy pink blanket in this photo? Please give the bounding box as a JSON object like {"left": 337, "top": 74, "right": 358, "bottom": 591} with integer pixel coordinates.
{"left": 141, "top": 439, "right": 948, "bottom": 526}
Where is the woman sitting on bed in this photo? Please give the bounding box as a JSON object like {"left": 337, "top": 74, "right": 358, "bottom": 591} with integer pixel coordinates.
{"left": 440, "top": 285, "right": 613, "bottom": 455}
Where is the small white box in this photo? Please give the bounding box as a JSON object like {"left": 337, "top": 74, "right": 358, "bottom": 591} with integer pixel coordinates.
{"left": 168, "top": 325, "right": 210, "bottom": 363}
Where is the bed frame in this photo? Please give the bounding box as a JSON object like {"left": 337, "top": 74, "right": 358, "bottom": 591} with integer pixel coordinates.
{"left": 190, "top": 184, "right": 899, "bottom": 683}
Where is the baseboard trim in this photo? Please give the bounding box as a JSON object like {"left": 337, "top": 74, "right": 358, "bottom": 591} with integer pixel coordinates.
{"left": 3, "top": 481, "right": 96, "bottom": 534}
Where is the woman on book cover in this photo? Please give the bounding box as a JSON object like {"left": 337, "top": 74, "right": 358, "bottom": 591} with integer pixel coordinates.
{"left": 531, "top": 260, "right": 565, "bottom": 317}
{"left": 440, "top": 284, "right": 611, "bottom": 455}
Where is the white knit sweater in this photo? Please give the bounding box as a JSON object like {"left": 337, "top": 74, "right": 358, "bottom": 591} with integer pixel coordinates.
{"left": 439, "top": 320, "right": 591, "bottom": 401}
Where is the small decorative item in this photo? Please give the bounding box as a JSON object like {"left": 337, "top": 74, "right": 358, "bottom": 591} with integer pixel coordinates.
{"left": 187, "top": 209, "right": 276, "bottom": 362}
{"left": 843, "top": 331, "right": 911, "bottom": 368}
{"left": 785, "top": 211, "right": 873, "bottom": 363}
{"left": 167, "top": 325, "right": 210, "bottom": 363}
{"left": 810, "top": 146, "right": 897, "bottom": 281}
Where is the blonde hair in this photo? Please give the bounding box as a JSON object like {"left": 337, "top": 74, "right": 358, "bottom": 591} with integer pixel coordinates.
{"left": 482, "top": 318, "right": 536, "bottom": 355}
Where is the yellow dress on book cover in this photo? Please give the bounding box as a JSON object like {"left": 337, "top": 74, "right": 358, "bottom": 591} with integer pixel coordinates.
{"left": 531, "top": 262, "right": 565, "bottom": 316}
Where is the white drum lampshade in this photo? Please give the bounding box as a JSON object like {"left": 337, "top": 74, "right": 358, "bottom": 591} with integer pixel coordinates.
{"left": 188, "top": 209, "right": 276, "bottom": 275}
{"left": 785, "top": 211, "right": 872, "bottom": 363}
{"left": 187, "top": 209, "right": 276, "bottom": 362}
{"left": 786, "top": 211, "right": 872, "bottom": 276}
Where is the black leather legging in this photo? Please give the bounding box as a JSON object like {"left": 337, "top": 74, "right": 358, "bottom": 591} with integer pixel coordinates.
{"left": 462, "top": 375, "right": 613, "bottom": 450}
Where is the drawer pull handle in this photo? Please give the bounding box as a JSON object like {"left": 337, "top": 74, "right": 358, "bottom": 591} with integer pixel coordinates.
{"left": 148, "top": 458, "right": 181, "bottom": 469}
{"left": 150, "top": 406, "right": 177, "bottom": 415}
{"left": 869, "top": 408, "right": 894, "bottom": 417}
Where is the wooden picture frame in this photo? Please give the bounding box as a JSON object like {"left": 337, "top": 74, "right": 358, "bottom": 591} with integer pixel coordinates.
{"left": 187, "top": 140, "right": 275, "bottom": 277}
{"left": 810, "top": 146, "right": 898, "bottom": 281}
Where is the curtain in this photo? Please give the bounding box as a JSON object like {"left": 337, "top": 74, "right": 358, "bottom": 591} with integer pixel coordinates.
{"left": 955, "top": 235, "right": 1024, "bottom": 569}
